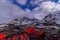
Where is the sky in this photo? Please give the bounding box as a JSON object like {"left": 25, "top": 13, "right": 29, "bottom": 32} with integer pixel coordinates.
{"left": 11, "top": 0, "right": 59, "bottom": 11}
{"left": 52, "top": 0, "right": 58, "bottom": 3}
{"left": 0, "top": 0, "right": 60, "bottom": 24}
{"left": 15, "top": 0, "right": 59, "bottom": 10}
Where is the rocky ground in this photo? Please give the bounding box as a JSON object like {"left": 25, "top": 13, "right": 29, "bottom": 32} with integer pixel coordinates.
{"left": 0, "top": 17, "right": 60, "bottom": 40}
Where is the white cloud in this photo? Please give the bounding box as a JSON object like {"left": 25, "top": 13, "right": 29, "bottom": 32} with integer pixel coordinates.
{"left": 16, "top": 0, "right": 27, "bottom": 5}
{"left": 0, "top": 0, "right": 60, "bottom": 24}
{"left": 40, "top": 1, "right": 60, "bottom": 12}
{"left": 40, "top": 1, "right": 56, "bottom": 12}
{"left": 54, "top": 4, "right": 60, "bottom": 11}
{"left": 0, "top": 0, "right": 28, "bottom": 24}
{"left": 28, "top": 1, "right": 60, "bottom": 20}
{"left": 58, "top": 0, "right": 60, "bottom": 3}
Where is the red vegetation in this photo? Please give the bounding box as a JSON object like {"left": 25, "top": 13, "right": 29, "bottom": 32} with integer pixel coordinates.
{"left": 25, "top": 26, "right": 35, "bottom": 34}
{"left": 12, "top": 36, "right": 18, "bottom": 40}
{"left": 0, "top": 34, "right": 6, "bottom": 39}
{"left": 0, "top": 26, "right": 45, "bottom": 40}
{"left": 26, "top": 26, "right": 44, "bottom": 37}
{"left": 34, "top": 30, "right": 44, "bottom": 37}
{"left": 20, "top": 33, "right": 29, "bottom": 40}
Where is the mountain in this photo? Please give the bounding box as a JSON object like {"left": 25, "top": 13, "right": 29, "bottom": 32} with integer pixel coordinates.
{"left": 41, "top": 11, "right": 60, "bottom": 26}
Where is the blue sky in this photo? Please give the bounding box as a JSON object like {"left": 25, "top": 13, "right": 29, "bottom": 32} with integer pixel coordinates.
{"left": 52, "top": 0, "right": 58, "bottom": 3}
{"left": 11, "top": 0, "right": 37, "bottom": 11}
{"left": 0, "top": 0, "right": 60, "bottom": 24}
{"left": 10, "top": 0, "right": 59, "bottom": 11}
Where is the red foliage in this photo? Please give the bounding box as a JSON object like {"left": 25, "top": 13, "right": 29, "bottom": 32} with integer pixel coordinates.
{"left": 34, "top": 30, "right": 44, "bottom": 37}
{"left": 0, "top": 34, "right": 6, "bottom": 39}
{"left": 12, "top": 36, "right": 18, "bottom": 40}
{"left": 25, "top": 26, "right": 35, "bottom": 34}
{"left": 0, "top": 26, "right": 44, "bottom": 40}
{"left": 26, "top": 26, "right": 44, "bottom": 37}
{"left": 20, "top": 33, "right": 29, "bottom": 40}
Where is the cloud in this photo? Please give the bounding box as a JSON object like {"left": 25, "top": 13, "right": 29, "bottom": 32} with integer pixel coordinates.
{"left": 40, "top": 1, "right": 55, "bottom": 12}
{"left": 0, "top": 0, "right": 60, "bottom": 24}
{"left": 40, "top": 1, "right": 60, "bottom": 12}
{"left": 16, "top": 0, "right": 27, "bottom": 5}
{"left": 58, "top": 0, "right": 60, "bottom": 3}
{"left": 28, "top": 1, "right": 60, "bottom": 20}
{"left": 0, "top": 0, "right": 28, "bottom": 24}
